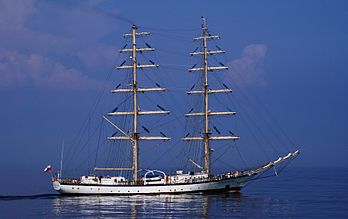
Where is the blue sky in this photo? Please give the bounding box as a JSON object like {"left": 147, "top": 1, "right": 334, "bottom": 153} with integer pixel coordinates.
{"left": 0, "top": 0, "right": 347, "bottom": 194}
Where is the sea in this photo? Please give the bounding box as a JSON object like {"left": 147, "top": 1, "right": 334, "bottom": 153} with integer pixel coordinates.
{"left": 0, "top": 167, "right": 347, "bottom": 218}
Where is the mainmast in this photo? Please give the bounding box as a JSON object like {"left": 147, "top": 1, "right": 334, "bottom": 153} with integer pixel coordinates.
{"left": 202, "top": 18, "right": 210, "bottom": 174}
{"left": 102, "top": 24, "right": 170, "bottom": 182}
{"left": 131, "top": 24, "right": 139, "bottom": 182}
{"left": 183, "top": 17, "right": 240, "bottom": 175}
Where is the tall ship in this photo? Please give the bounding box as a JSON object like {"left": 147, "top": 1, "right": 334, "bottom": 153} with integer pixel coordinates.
{"left": 51, "top": 18, "right": 299, "bottom": 195}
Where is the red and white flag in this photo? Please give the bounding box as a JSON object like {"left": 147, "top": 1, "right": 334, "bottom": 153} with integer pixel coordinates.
{"left": 44, "top": 165, "right": 52, "bottom": 172}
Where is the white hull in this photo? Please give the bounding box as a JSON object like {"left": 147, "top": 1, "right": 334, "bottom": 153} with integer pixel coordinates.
{"left": 53, "top": 176, "right": 251, "bottom": 195}
{"left": 52, "top": 151, "right": 299, "bottom": 195}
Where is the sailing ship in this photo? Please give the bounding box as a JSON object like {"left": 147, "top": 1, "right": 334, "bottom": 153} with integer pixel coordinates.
{"left": 51, "top": 18, "right": 299, "bottom": 195}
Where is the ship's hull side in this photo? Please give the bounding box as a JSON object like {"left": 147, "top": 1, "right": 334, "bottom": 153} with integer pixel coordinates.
{"left": 53, "top": 176, "right": 251, "bottom": 195}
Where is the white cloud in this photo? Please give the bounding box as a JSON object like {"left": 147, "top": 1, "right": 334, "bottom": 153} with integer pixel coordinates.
{"left": 0, "top": 49, "right": 104, "bottom": 90}
{"left": 227, "top": 44, "right": 268, "bottom": 88}
{"left": 0, "top": 0, "right": 116, "bottom": 90}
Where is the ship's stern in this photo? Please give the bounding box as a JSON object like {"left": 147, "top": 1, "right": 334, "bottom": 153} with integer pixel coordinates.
{"left": 52, "top": 178, "right": 61, "bottom": 192}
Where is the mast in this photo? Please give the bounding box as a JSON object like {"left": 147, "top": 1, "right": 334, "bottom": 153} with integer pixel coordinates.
{"left": 131, "top": 25, "right": 139, "bottom": 182}
{"left": 101, "top": 24, "right": 170, "bottom": 182}
{"left": 183, "top": 17, "right": 240, "bottom": 175}
{"left": 202, "top": 17, "right": 210, "bottom": 174}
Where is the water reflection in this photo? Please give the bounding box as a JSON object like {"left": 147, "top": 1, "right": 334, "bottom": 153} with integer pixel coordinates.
{"left": 51, "top": 193, "right": 246, "bottom": 218}
{"left": 49, "top": 190, "right": 298, "bottom": 218}
{"left": 0, "top": 192, "right": 294, "bottom": 218}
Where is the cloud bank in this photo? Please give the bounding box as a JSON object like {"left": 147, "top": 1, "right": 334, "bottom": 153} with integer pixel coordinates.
{"left": 227, "top": 44, "right": 267, "bottom": 88}
{"left": 0, "top": 0, "right": 115, "bottom": 90}
{"left": 0, "top": 49, "right": 104, "bottom": 89}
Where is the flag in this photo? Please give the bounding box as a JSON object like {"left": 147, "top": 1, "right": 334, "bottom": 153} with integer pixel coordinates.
{"left": 44, "top": 165, "right": 52, "bottom": 172}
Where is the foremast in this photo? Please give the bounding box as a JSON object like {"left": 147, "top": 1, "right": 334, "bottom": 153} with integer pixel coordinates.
{"left": 183, "top": 17, "right": 240, "bottom": 176}
{"left": 103, "top": 24, "right": 170, "bottom": 182}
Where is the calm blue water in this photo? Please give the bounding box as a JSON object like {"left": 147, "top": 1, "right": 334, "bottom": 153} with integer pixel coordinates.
{"left": 0, "top": 167, "right": 347, "bottom": 218}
